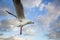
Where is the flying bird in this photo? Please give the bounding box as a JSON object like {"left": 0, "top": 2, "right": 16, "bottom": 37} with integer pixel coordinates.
{"left": 5, "top": 0, "right": 34, "bottom": 35}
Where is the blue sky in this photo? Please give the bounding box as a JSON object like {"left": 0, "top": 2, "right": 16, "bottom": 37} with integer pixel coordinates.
{"left": 0, "top": 0, "right": 60, "bottom": 40}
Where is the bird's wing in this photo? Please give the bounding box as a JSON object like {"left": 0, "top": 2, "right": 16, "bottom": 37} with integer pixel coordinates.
{"left": 5, "top": 10, "right": 17, "bottom": 18}
{"left": 13, "top": 0, "right": 25, "bottom": 19}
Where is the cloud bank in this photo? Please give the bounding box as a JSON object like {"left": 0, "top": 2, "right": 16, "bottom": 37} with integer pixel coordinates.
{"left": 36, "top": 0, "right": 60, "bottom": 39}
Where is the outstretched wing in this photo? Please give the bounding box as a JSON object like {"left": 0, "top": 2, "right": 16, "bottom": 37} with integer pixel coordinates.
{"left": 13, "top": 0, "right": 25, "bottom": 19}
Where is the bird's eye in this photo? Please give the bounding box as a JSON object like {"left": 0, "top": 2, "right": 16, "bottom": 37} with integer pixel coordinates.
{"left": 20, "top": 20, "right": 22, "bottom": 22}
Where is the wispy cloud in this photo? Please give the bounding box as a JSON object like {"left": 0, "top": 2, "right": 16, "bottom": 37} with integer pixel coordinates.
{"left": 22, "top": 25, "right": 39, "bottom": 35}
{"left": 35, "top": 0, "right": 60, "bottom": 39}
{"left": 36, "top": 0, "right": 60, "bottom": 28}
{"left": 47, "top": 16, "right": 60, "bottom": 39}
{"left": 0, "top": 8, "right": 9, "bottom": 16}
{"left": 0, "top": 18, "right": 20, "bottom": 32}
{"left": 22, "top": 0, "right": 42, "bottom": 8}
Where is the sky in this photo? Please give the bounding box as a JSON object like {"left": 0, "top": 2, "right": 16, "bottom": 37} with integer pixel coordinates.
{"left": 0, "top": 0, "right": 60, "bottom": 40}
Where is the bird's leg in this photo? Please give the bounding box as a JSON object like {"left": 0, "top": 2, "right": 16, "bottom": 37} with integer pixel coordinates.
{"left": 20, "top": 25, "right": 23, "bottom": 35}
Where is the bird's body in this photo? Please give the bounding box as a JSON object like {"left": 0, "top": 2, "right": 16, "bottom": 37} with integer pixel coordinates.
{"left": 6, "top": 0, "right": 34, "bottom": 35}
{"left": 19, "top": 19, "right": 32, "bottom": 26}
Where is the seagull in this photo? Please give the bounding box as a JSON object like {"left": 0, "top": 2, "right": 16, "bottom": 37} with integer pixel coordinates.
{"left": 5, "top": 0, "right": 34, "bottom": 35}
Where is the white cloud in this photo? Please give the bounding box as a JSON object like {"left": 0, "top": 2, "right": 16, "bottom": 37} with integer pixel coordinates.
{"left": 22, "top": 0, "right": 42, "bottom": 8}
{"left": 0, "top": 8, "right": 8, "bottom": 16}
{"left": 36, "top": 2, "right": 60, "bottom": 28}
{"left": 0, "top": 35, "right": 33, "bottom": 40}
{"left": 0, "top": 7, "right": 13, "bottom": 18}
{"left": 0, "top": 18, "right": 21, "bottom": 39}
{"left": 39, "top": 3, "right": 46, "bottom": 11}
{"left": 25, "top": 28, "right": 36, "bottom": 35}
{"left": 0, "top": 36, "right": 17, "bottom": 40}
{"left": 22, "top": 25, "right": 40, "bottom": 35}
{"left": 47, "top": 16, "right": 60, "bottom": 39}
{"left": 0, "top": 18, "right": 20, "bottom": 32}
